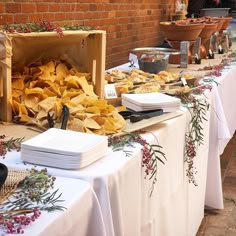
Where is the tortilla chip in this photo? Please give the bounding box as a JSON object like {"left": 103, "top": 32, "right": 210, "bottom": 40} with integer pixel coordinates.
{"left": 74, "top": 112, "right": 86, "bottom": 120}
{"left": 64, "top": 76, "right": 81, "bottom": 89}
{"left": 56, "top": 63, "right": 69, "bottom": 81}
{"left": 36, "top": 109, "right": 48, "bottom": 120}
{"left": 68, "top": 118, "right": 84, "bottom": 132}
{"left": 92, "top": 116, "right": 105, "bottom": 126}
{"left": 71, "top": 93, "right": 87, "bottom": 104}
{"left": 43, "top": 87, "right": 57, "bottom": 97}
{"left": 38, "top": 96, "right": 57, "bottom": 112}
{"left": 103, "top": 119, "right": 117, "bottom": 133}
{"left": 13, "top": 114, "right": 31, "bottom": 123}
{"left": 76, "top": 76, "right": 97, "bottom": 97}
{"left": 62, "top": 90, "right": 82, "bottom": 99}
{"left": 12, "top": 90, "right": 23, "bottom": 102}
{"left": 11, "top": 59, "right": 126, "bottom": 135}
{"left": 85, "top": 106, "right": 101, "bottom": 114}
{"left": 37, "top": 61, "right": 56, "bottom": 81}
{"left": 12, "top": 76, "right": 24, "bottom": 90}
{"left": 24, "top": 87, "right": 44, "bottom": 95}
{"left": 24, "top": 94, "right": 41, "bottom": 109}
{"left": 109, "top": 111, "right": 126, "bottom": 130}
{"left": 83, "top": 117, "right": 101, "bottom": 130}
{"left": 80, "top": 96, "right": 97, "bottom": 107}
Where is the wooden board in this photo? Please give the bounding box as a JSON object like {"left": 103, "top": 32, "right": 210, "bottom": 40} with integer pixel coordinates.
{"left": 0, "top": 122, "right": 40, "bottom": 140}
{"left": 1, "top": 111, "right": 183, "bottom": 141}
{"left": 123, "top": 111, "right": 183, "bottom": 133}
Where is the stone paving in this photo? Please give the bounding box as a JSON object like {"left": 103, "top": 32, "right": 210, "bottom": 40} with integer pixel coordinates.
{"left": 196, "top": 134, "right": 236, "bottom": 236}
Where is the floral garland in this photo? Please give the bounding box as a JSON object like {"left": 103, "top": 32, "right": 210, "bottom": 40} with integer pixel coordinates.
{"left": 3, "top": 20, "right": 64, "bottom": 37}
{"left": 0, "top": 135, "right": 24, "bottom": 158}
{"left": 108, "top": 132, "right": 166, "bottom": 196}
{"left": 0, "top": 168, "right": 65, "bottom": 234}
{"left": 180, "top": 55, "right": 233, "bottom": 184}
{"left": 2, "top": 20, "right": 95, "bottom": 38}
{"left": 1, "top": 130, "right": 166, "bottom": 197}
{"left": 181, "top": 93, "right": 210, "bottom": 185}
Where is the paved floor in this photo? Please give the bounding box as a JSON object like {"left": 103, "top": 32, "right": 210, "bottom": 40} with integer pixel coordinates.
{"left": 196, "top": 133, "right": 236, "bottom": 236}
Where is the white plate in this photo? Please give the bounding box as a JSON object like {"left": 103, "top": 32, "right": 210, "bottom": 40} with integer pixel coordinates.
{"left": 122, "top": 99, "right": 180, "bottom": 112}
{"left": 21, "top": 128, "right": 108, "bottom": 156}
{"left": 122, "top": 92, "right": 181, "bottom": 106}
{"left": 21, "top": 147, "right": 107, "bottom": 169}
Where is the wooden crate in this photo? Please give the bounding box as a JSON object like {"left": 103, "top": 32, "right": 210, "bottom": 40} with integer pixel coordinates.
{"left": 0, "top": 30, "right": 106, "bottom": 121}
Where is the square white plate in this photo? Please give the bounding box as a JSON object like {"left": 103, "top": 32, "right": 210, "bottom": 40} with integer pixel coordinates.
{"left": 122, "top": 93, "right": 181, "bottom": 106}
{"left": 21, "top": 128, "right": 108, "bottom": 156}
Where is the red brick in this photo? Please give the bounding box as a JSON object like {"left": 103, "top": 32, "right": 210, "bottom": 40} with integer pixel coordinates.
{"left": 89, "top": 4, "right": 97, "bottom": 11}
{"left": 22, "top": 3, "right": 36, "bottom": 13}
{"left": 49, "top": 4, "right": 60, "bottom": 12}
{"left": 60, "top": 4, "right": 73, "bottom": 12}
{"left": 75, "top": 4, "right": 89, "bottom": 11}
{"left": 14, "top": 14, "right": 29, "bottom": 24}
{"left": 6, "top": 3, "right": 21, "bottom": 13}
{"left": 14, "top": 0, "right": 32, "bottom": 2}
{"left": 28, "top": 13, "right": 45, "bottom": 22}
{"left": 0, "top": 0, "right": 176, "bottom": 69}
{"left": 41, "top": 13, "right": 55, "bottom": 22}
{"left": 0, "top": 3, "right": 4, "bottom": 13}
{"left": 0, "top": 14, "right": 14, "bottom": 25}
{"left": 36, "top": 3, "right": 49, "bottom": 12}
{"left": 54, "top": 13, "right": 67, "bottom": 21}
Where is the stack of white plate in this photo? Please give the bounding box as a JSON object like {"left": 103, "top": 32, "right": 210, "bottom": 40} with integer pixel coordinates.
{"left": 21, "top": 128, "right": 108, "bottom": 169}
{"left": 121, "top": 93, "right": 181, "bottom": 112}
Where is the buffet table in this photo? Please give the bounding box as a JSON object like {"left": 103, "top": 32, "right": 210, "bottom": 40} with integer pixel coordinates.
{"left": 205, "top": 64, "right": 236, "bottom": 208}
{"left": 0, "top": 176, "right": 106, "bottom": 236}
{"left": 1, "top": 55, "right": 236, "bottom": 236}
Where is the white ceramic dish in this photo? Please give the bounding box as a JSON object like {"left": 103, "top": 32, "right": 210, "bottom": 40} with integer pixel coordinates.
{"left": 21, "top": 128, "right": 108, "bottom": 169}
{"left": 21, "top": 128, "right": 108, "bottom": 156}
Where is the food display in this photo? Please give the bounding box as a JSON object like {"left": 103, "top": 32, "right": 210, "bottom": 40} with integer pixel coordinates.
{"left": 138, "top": 53, "right": 169, "bottom": 74}
{"left": 0, "top": 23, "right": 225, "bottom": 137}
{"left": 11, "top": 59, "right": 126, "bottom": 135}
{"left": 105, "top": 68, "right": 199, "bottom": 97}
{"left": 0, "top": 30, "right": 107, "bottom": 122}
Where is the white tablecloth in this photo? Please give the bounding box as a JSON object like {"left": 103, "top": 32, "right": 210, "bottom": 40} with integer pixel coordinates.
{"left": 1, "top": 63, "right": 236, "bottom": 236}
{"left": 1, "top": 107, "right": 209, "bottom": 236}
{"left": 2, "top": 148, "right": 142, "bottom": 236}
{"left": 205, "top": 65, "right": 236, "bottom": 209}
{"left": 0, "top": 176, "right": 106, "bottom": 236}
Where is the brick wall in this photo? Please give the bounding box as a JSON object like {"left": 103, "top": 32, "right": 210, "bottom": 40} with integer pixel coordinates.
{"left": 0, "top": 0, "right": 176, "bottom": 69}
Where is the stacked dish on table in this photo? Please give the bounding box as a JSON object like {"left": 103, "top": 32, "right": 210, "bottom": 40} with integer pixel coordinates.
{"left": 121, "top": 92, "right": 181, "bottom": 112}
{"left": 21, "top": 128, "right": 108, "bottom": 169}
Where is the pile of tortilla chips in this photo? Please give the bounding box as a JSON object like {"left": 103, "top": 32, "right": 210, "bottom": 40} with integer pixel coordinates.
{"left": 11, "top": 59, "right": 126, "bottom": 135}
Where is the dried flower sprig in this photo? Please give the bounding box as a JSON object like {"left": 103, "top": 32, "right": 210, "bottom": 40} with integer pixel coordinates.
{"left": 197, "top": 58, "right": 231, "bottom": 77}
{"left": 108, "top": 132, "right": 166, "bottom": 196}
{"left": 63, "top": 24, "right": 95, "bottom": 31}
{"left": 181, "top": 95, "right": 210, "bottom": 185}
{"left": 3, "top": 20, "right": 64, "bottom": 37}
{"left": 3, "top": 20, "right": 96, "bottom": 38}
{"left": 0, "top": 135, "right": 24, "bottom": 158}
{"left": 0, "top": 208, "right": 41, "bottom": 234}
{"left": 0, "top": 168, "right": 65, "bottom": 234}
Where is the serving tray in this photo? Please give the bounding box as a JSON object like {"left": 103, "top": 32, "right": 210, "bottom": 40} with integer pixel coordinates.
{"left": 122, "top": 111, "right": 182, "bottom": 133}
